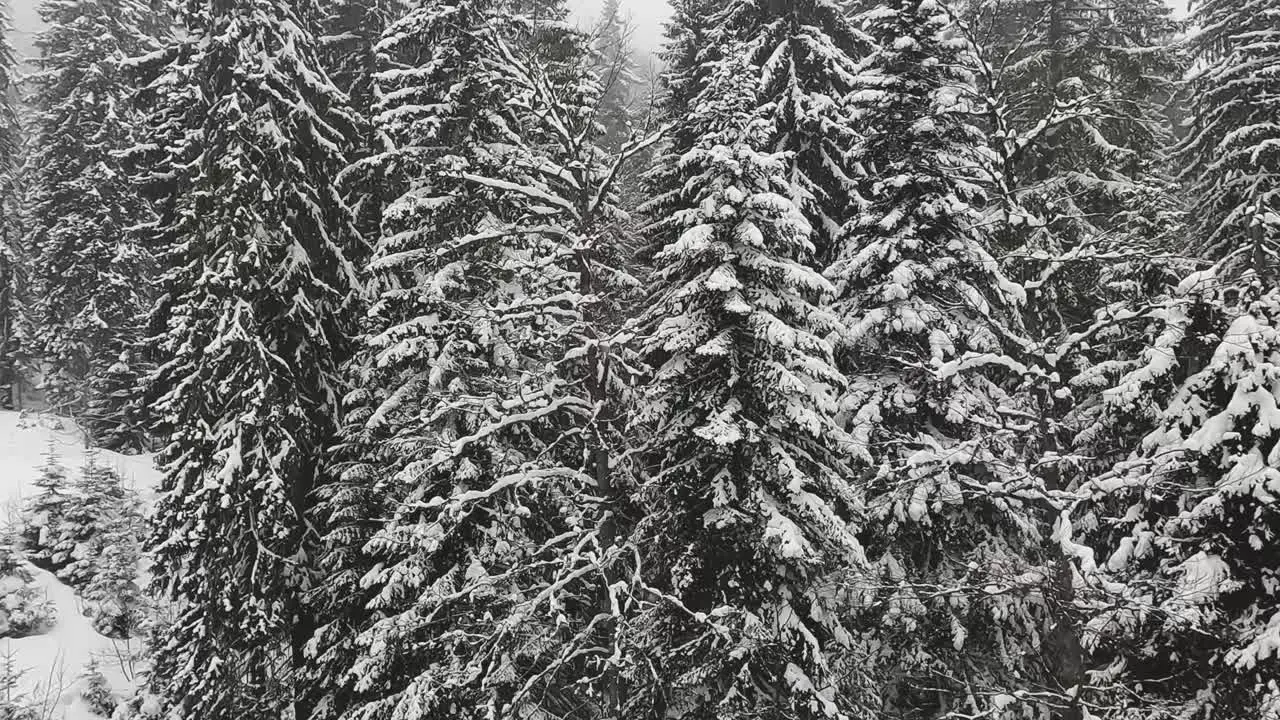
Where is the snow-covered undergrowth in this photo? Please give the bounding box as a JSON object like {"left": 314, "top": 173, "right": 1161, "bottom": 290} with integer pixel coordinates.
{"left": 0, "top": 411, "right": 158, "bottom": 719}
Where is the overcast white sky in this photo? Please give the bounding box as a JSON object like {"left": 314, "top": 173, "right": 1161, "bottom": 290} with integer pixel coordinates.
{"left": 570, "top": 0, "right": 673, "bottom": 52}
{"left": 5, "top": 0, "right": 673, "bottom": 59}
{"left": 6, "top": 0, "right": 1190, "bottom": 65}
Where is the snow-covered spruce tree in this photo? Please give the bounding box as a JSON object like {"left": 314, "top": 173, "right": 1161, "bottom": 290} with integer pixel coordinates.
{"left": 76, "top": 661, "right": 117, "bottom": 718}
{"left": 647, "top": 0, "right": 868, "bottom": 267}
{"left": 83, "top": 348, "right": 152, "bottom": 453}
{"left": 311, "top": 3, "right": 661, "bottom": 717}
{"left": 21, "top": 443, "right": 72, "bottom": 573}
{"left": 1078, "top": 275, "right": 1280, "bottom": 719}
{"left": 1072, "top": 3, "right": 1280, "bottom": 710}
{"left": 318, "top": 0, "right": 405, "bottom": 115}
{"left": 139, "top": 0, "right": 361, "bottom": 717}
{"left": 590, "top": 0, "right": 651, "bottom": 209}
{"left": 304, "top": 4, "right": 510, "bottom": 710}
{"left": 956, "top": 0, "right": 1187, "bottom": 457}
{"left": 317, "top": 0, "right": 402, "bottom": 250}
{"left": 23, "top": 0, "right": 164, "bottom": 418}
{"left": 826, "top": 3, "right": 1085, "bottom": 716}
{"left": 961, "top": 0, "right": 1184, "bottom": 331}
{"left": 307, "top": 3, "right": 513, "bottom": 713}
{"left": 81, "top": 520, "right": 145, "bottom": 639}
{"left": 652, "top": 0, "right": 724, "bottom": 159}
{"left": 0, "top": 537, "right": 55, "bottom": 639}
{"left": 0, "top": 0, "right": 23, "bottom": 411}
{"left": 620, "top": 47, "right": 865, "bottom": 719}
{"left": 639, "top": 0, "right": 726, "bottom": 266}
{"left": 947, "top": 6, "right": 1188, "bottom": 704}
{"left": 59, "top": 453, "right": 137, "bottom": 588}
{"left": 1178, "top": 0, "right": 1280, "bottom": 274}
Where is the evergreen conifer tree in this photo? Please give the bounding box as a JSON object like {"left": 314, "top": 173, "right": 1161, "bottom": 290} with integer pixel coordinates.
{"left": 0, "top": 0, "right": 24, "bottom": 411}
{"left": 75, "top": 661, "right": 117, "bottom": 718}
{"left": 824, "top": 3, "right": 1084, "bottom": 715}
{"left": 1177, "top": 0, "right": 1280, "bottom": 276}
{"left": 0, "top": 649, "right": 37, "bottom": 720}
{"left": 0, "top": 539, "right": 55, "bottom": 639}
{"left": 81, "top": 522, "right": 145, "bottom": 639}
{"left": 948, "top": 9, "right": 1189, "bottom": 709}
{"left": 139, "top": 0, "right": 362, "bottom": 717}
{"left": 652, "top": 0, "right": 723, "bottom": 157}
{"left": 1083, "top": 275, "right": 1280, "bottom": 718}
{"left": 310, "top": 2, "right": 662, "bottom": 717}
{"left": 317, "top": 0, "right": 403, "bottom": 250}
{"left": 59, "top": 453, "right": 135, "bottom": 588}
{"left": 958, "top": 0, "right": 1185, "bottom": 436}
{"left": 23, "top": 0, "right": 165, "bottom": 417}
{"left": 318, "top": 0, "right": 406, "bottom": 116}
{"left": 22, "top": 444, "right": 72, "bottom": 573}
{"left": 591, "top": 0, "right": 639, "bottom": 153}
{"left": 83, "top": 349, "right": 152, "bottom": 452}
{"left": 1069, "top": 2, "right": 1280, "bottom": 703}
{"left": 647, "top": 0, "right": 868, "bottom": 266}
{"left": 959, "top": 0, "right": 1185, "bottom": 349}
{"left": 622, "top": 48, "right": 864, "bottom": 719}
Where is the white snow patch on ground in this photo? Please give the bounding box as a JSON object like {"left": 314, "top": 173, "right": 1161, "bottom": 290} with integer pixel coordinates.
{"left": 0, "top": 411, "right": 160, "bottom": 719}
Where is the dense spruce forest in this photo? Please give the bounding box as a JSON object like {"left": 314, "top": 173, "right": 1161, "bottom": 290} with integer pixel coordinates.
{"left": 0, "top": 0, "right": 1277, "bottom": 718}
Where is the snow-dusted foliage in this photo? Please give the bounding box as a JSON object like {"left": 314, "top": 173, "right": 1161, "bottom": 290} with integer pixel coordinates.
{"left": 648, "top": 0, "right": 868, "bottom": 265}
{"left": 19, "top": 449, "right": 143, "bottom": 638}
{"left": 80, "top": 520, "right": 144, "bottom": 639}
{"left": 75, "top": 661, "right": 118, "bottom": 718}
{"left": 651, "top": 0, "right": 722, "bottom": 159}
{"left": 0, "top": 0, "right": 1263, "bottom": 714}
{"left": 21, "top": 444, "right": 72, "bottom": 573}
{"left": 22, "top": 0, "right": 166, "bottom": 421}
{"left": 1067, "top": 264, "right": 1217, "bottom": 474}
{"left": 311, "top": 3, "right": 656, "bottom": 718}
{"left": 1179, "top": 0, "right": 1280, "bottom": 275}
{"left": 319, "top": 0, "right": 407, "bottom": 115}
{"left": 621, "top": 49, "right": 864, "bottom": 719}
{"left": 832, "top": 0, "right": 1026, "bottom": 458}
{"left": 962, "top": 0, "right": 1185, "bottom": 339}
{"left": 59, "top": 454, "right": 138, "bottom": 589}
{"left": 827, "top": 3, "right": 1075, "bottom": 715}
{"left": 0, "top": 0, "right": 23, "bottom": 411}
{"left": 317, "top": 0, "right": 403, "bottom": 241}
{"left": 138, "top": 0, "right": 362, "bottom": 717}
{"left": 0, "top": 541, "right": 55, "bottom": 639}
{"left": 84, "top": 348, "right": 152, "bottom": 453}
{"left": 1082, "top": 277, "right": 1280, "bottom": 718}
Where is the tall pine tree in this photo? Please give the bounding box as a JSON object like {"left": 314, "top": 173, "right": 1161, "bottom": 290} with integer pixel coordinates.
{"left": 311, "top": 2, "right": 658, "bottom": 717}
{"left": 318, "top": 0, "right": 406, "bottom": 116}
{"left": 825, "top": 3, "right": 1086, "bottom": 716}
{"left": 624, "top": 47, "right": 864, "bottom": 719}
{"left": 1083, "top": 274, "right": 1280, "bottom": 719}
{"left": 1073, "top": 1, "right": 1280, "bottom": 715}
{"left": 140, "top": 1, "right": 361, "bottom": 717}
{"left": 1178, "top": 0, "right": 1280, "bottom": 276}
{"left": 23, "top": 0, "right": 165, "bottom": 432}
{"left": 0, "top": 0, "right": 23, "bottom": 410}
{"left": 647, "top": 0, "right": 868, "bottom": 266}
{"left": 959, "top": 0, "right": 1185, "bottom": 432}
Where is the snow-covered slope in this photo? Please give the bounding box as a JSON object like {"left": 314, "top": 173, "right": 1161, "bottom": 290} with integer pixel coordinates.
{"left": 0, "top": 411, "right": 157, "bottom": 508}
{"left": 0, "top": 411, "right": 159, "bottom": 719}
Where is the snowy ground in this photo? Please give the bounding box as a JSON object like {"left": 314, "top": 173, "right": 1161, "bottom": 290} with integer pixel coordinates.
{"left": 0, "top": 411, "right": 159, "bottom": 719}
